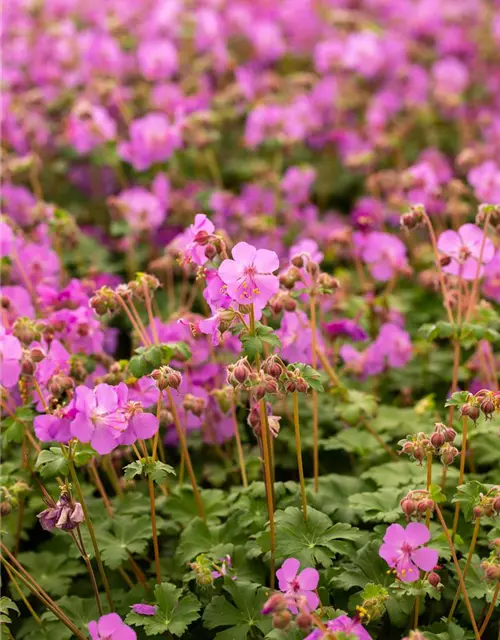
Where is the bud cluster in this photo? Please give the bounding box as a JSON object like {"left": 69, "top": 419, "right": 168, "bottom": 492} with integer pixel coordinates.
{"left": 37, "top": 491, "right": 84, "bottom": 532}
{"left": 151, "top": 366, "right": 182, "bottom": 390}
{"left": 400, "top": 204, "right": 425, "bottom": 231}
{"left": 481, "top": 539, "right": 500, "bottom": 581}
{"left": 261, "top": 592, "right": 312, "bottom": 632}
{"left": 472, "top": 486, "right": 500, "bottom": 520}
{"left": 188, "top": 554, "right": 214, "bottom": 587}
{"left": 400, "top": 490, "right": 435, "bottom": 521}
{"left": 399, "top": 423, "right": 458, "bottom": 467}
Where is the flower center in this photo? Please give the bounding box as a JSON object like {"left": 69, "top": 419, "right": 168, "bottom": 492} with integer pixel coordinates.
{"left": 290, "top": 577, "right": 301, "bottom": 592}
{"left": 400, "top": 542, "right": 413, "bottom": 554}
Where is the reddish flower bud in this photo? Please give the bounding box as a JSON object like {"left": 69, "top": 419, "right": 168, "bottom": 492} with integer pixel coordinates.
{"left": 272, "top": 611, "right": 291, "bottom": 629}
{"left": 417, "top": 499, "right": 435, "bottom": 514}
{"left": 295, "top": 378, "right": 309, "bottom": 393}
{"left": 480, "top": 398, "right": 495, "bottom": 419}
{"left": 296, "top": 612, "right": 313, "bottom": 630}
{"left": 401, "top": 498, "right": 417, "bottom": 516}
{"left": 430, "top": 432, "right": 445, "bottom": 449}
{"left": 473, "top": 505, "right": 484, "bottom": 519}
{"left": 444, "top": 428, "right": 456, "bottom": 442}
{"left": 233, "top": 363, "right": 249, "bottom": 384}
{"left": 428, "top": 572, "right": 441, "bottom": 587}
{"left": 205, "top": 244, "right": 217, "bottom": 260}
{"left": 439, "top": 255, "right": 452, "bottom": 267}
{"left": 261, "top": 593, "right": 287, "bottom": 615}
{"left": 461, "top": 403, "right": 480, "bottom": 422}
{"left": 493, "top": 497, "right": 500, "bottom": 514}
{"left": 291, "top": 255, "right": 304, "bottom": 268}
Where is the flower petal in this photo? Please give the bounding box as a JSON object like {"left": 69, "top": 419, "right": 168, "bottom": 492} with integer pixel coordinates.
{"left": 437, "top": 229, "right": 461, "bottom": 258}
{"left": 91, "top": 428, "right": 119, "bottom": 455}
{"left": 218, "top": 259, "right": 244, "bottom": 284}
{"left": 382, "top": 523, "right": 406, "bottom": 545}
{"left": 298, "top": 567, "right": 319, "bottom": 591}
{"left": 277, "top": 557, "right": 300, "bottom": 586}
{"left": 231, "top": 241, "right": 257, "bottom": 266}
{"left": 396, "top": 557, "right": 420, "bottom": 582}
{"left": 412, "top": 546, "right": 439, "bottom": 572}
{"left": 378, "top": 542, "right": 397, "bottom": 567}
{"left": 405, "top": 522, "right": 431, "bottom": 547}
{"left": 97, "top": 613, "right": 124, "bottom": 636}
{"left": 302, "top": 589, "right": 319, "bottom": 612}
{"left": 130, "top": 413, "right": 159, "bottom": 440}
{"left": 95, "top": 384, "right": 118, "bottom": 413}
{"left": 253, "top": 248, "right": 279, "bottom": 273}
{"left": 70, "top": 413, "right": 94, "bottom": 443}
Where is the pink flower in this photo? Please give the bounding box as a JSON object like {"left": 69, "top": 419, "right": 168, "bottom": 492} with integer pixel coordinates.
{"left": 175, "top": 214, "right": 215, "bottom": 266}
{"left": 437, "top": 223, "right": 495, "bottom": 280}
{"left": 0, "top": 328, "right": 22, "bottom": 388}
{"left": 137, "top": 39, "right": 178, "bottom": 81}
{"left": 359, "top": 232, "right": 408, "bottom": 281}
{"left": 218, "top": 242, "right": 279, "bottom": 309}
{"left": 276, "top": 558, "right": 319, "bottom": 613}
{"left": 483, "top": 250, "right": 500, "bottom": 303}
{"left": 66, "top": 101, "right": 116, "bottom": 154}
{"left": 131, "top": 603, "right": 156, "bottom": 616}
{"left": 468, "top": 161, "right": 500, "bottom": 204}
{"left": 379, "top": 522, "right": 439, "bottom": 583}
{"left": 305, "top": 615, "right": 372, "bottom": 640}
{"left": 88, "top": 613, "right": 136, "bottom": 640}
{"left": 118, "top": 113, "right": 183, "bottom": 172}
{"left": 70, "top": 383, "right": 128, "bottom": 454}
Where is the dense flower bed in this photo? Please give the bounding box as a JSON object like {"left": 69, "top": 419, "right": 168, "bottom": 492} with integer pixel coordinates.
{"left": 1, "top": 0, "right": 500, "bottom": 638}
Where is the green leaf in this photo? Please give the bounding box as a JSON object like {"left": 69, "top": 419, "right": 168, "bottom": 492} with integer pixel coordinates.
{"left": 99, "top": 516, "right": 155, "bottom": 569}
{"left": 16, "top": 552, "right": 86, "bottom": 597}
{"left": 126, "top": 583, "right": 200, "bottom": 636}
{"left": 288, "top": 363, "right": 324, "bottom": 392}
{"left": 348, "top": 488, "right": 406, "bottom": 522}
{"left": 123, "top": 460, "right": 144, "bottom": 481}
{"left": 451, "top": 481, "right": 492, "bottom": 521}
{"left": 259, "top": 507, "right": 363, "bottom": 567}
{"left": 203, "top": 580, "right": 272, "bottom": 640}
{"left": 0, "top": 597, "right": 20, "bottom": 624}
{"left": 35, "top": 448, "right": 69, "bottom": 478}
{"left": 146, "top": 460, "right": 176, "bottom": 484}
{"left": 444, "top": 391, "right": 472, "bottom": 408}
{"left": 429, "top": 483, "right": 447, "bottom": 504}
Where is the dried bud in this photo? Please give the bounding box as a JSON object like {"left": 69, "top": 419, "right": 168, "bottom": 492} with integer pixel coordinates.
{"left": 283, "top": 296, "right": 297, "bottom": 312}
{"left": 473, "top": 505, "right": 484, "bottom": 519}
{"left": 400, "top": 206, "right": 424, "bottom": 230}
{"left": 12, "top": 318, "right": 40, "bottom": 345}
{"left": 440, "top": 445, "right": 459, "bottom": 466}
{"left": 183, "top": 394, "right": 206, "bottom": 417}
{"left": 0, "top": 501, "right": 12, "bottom": 516}
{"left": 291, "top": 255, "right": 304, "bottom": 268}
{"left": 279, "top": 267, "right": 301, "bottom": 289}
{"left": 151, "top": 366, "right": 182, "bottom": 390}
{"left": 493, "top": 497, "right": 500, "bottom": 514}
{"left": 439, "top": 255, "right": 452, "bottom": 267}
{"left": 21, "top": 354, "right": 35, "bottom": 376}
{"left": 48, "top": 375, "right": 73, "bottom": 396}
{"left": 318, "top": 273, "right": 340, "bottom": 290}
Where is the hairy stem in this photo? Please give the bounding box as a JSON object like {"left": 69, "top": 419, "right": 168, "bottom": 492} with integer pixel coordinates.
{"left": 310, "top": 295, "right": 320, "bottom": 493}
{"left": 67, "top": 458, "right": 114, "bottom": 611}
{"left": 147, "top": 476, "right": 162, "bottom": 584}
{"left": 259, "top": 399, "right": 276, "bottom": 589}
{"left": 448, "top": 517, "right": 481, "bottom": 621}
{"left": 479, "top": 582, "right": 499, "bottom": 636}
{"left": 452, "top": 416, "right": 468, "bottom": 540}
{"left": 166, "top": 387, "right": 205, "bottom": 521}
{"left": 435, "top": 506, "right": 480, "bottom": 639}
{"left": 231, "top": 401, "right": 248, "bottom": 488}
{"left": 293, "top": 392, "right": 308, "bottom": 521}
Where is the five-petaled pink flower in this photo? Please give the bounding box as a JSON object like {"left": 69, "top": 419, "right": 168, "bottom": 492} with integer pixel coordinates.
{"left": 218, "top": 242, "right": 279, "bottom": 310}
{"left": 276, "top": 557, "right": 320, "bottom": 613}
{"left": 379, "top": 522, "right": 438, "bottom": 583}
{"left": 437, "top": 223, "right": 495, "bottom": 281}
{"left": 88, "top": 613, "right": 136, "bottom": 640}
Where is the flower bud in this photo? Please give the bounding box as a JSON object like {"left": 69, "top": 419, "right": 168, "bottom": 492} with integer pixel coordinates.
{"left": 264, "top": 379, "right": 279, "bottom": 395}
{"left": 205, "top": 244, "right": 217, "bottom": 260}
{"left": 473, "top": 505, "right": 484, "bottom": 519}
{"left": 295, "top": 378, "right": 309, "bottom": 393}
{"left": 493, "top": 497, "right": 500, "bottom": 514}
{"left": 13, "top": 318, "right": 40, "bottom": 345}
{"left": 296, "top": 612, "right": 313, "bottom": 630}
{"left": 272, "top": 610, "right": 291, "bottom": 629}
{"left": 444, "top": 428, "right": 456, "bottom": 442}
{"left": 291, "top": 255, "right": 304, "bottom": 268}
{"left": 482, "top": 562, "right": 500, "bottom": 581}
{"left": 261, "top": 593, "right": 287, "bottom": 615}
{"left": 461, "top": 403, "right": 480, "bottom": 422}
{"left": 428, "top": 572, "right": 441, "bottom": 587}
{"left": 439, "top": 255, "right": 452, "bottom": 267}
{"left": 285, "top": 380, "right": 297, "bottom": 393}
{"left": 283, "top": 296, "right": 297, "bottom": 312}
{"left": 254, "top": 384, "right": 267, "bottom": 400}
{"left": 480, "top": 398, "right": 495, "bottom": 419}
{"left": 440, "top": 445, "right": 458, "bottom": 466}
{"left": 21, "top": 354, "right": 35, "bottom": 376}
{"left": 430, "top": 432, "right": 445, "bottom": 449}
{"left": 401, "top": 498, "right": 417, "bottom": 517}
{"left": 0, "top": 501, "right": 12, "bottom": 516}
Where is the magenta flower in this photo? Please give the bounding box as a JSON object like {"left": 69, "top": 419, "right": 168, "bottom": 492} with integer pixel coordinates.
{"left": 119, "top": 403, "right": 159, "bottom": 445}
{"left": 118, "top": 113, "right": 183, "bottom": 172}
{"left": 137, "top": 39, "right": 178, "bottom": 81}
{"left": 483, "top": 250, "right": 500, "bottom": 303}
{"left": 88, "top": 613, "right": 136, "bottom": 640}
{"left": 0, "top": 220, "right": 15, "bottom": 257}
{"left": 211, "top": 554, "right": 236, "bottom": 580}
{"left": 175, "top": 214, "right": 215, "bottom": 266}
{"left": 34, "top": 408, "right": 73, "bottom": 444}
{"left": 131, "top": 603, "right": 156, "bottom": 616}
{"left": 66, "top": 101, "right": 116, "bottom": 154}
{"left": 379, "top": 522, "right": 439, "bottom": 583}
{"left": 437, "top": 223, "right": 495, "bottom": 280}
{"left": 111, "top": 187, "right": 166, "bottom": 232}
{"left": 324, "top": 319, "right": 368, "bottom": 342}
{"left": 70, "top": 383, "right": 128, "bottom": 454}
{"left": 359, "top": 232, "right": 408, "bottom": 281}
{"left": 305, "top": 615, "right": 372, "bottom": 640}
{"left": 276, "top": 558, "right": 319, "bottom": 613}
{"left": 218, "top": 242, "right": 279, "bottom": 309}
{"left": 0, "top": 328, "right": 22, "bottom": 388}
